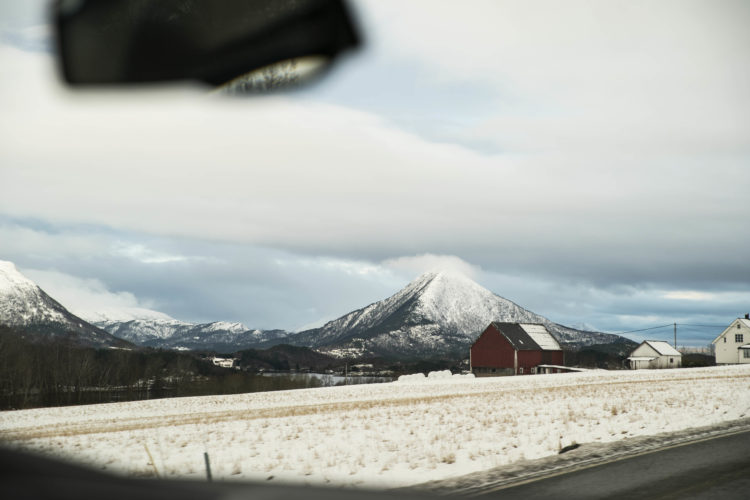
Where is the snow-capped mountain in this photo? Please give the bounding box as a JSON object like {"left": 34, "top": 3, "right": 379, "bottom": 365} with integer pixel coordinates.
{"left": 283, "top": 271, "right": 627, "bottom": 358}
{"left": 0, "top": 260, "right": 130, "bottom": 348}
{"left": 3, "top": 258, "right": 627, "bottom": 357}
{"left": 81, "top": 306, "right": 175, "bottom": 324}
{"left": 93, "top": 317, "right": 290, "bottom": 352}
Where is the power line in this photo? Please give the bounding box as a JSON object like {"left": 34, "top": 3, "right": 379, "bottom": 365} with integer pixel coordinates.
{"left": 609, "top": 322, "right": 725, "bottom": 336}
{"left": 676, "top": 323, "right": 726, "bottom": 328}
{"left": 610, "top": 323, "right": 673, "bottom": 335}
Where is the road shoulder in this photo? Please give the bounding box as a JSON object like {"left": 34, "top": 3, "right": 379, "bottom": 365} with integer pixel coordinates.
{"left": 406, "top": 417, "right": 750, "bottom": 497}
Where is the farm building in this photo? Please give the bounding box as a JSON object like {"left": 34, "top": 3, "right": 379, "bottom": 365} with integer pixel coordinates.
{"left": 627, "top": 341, "right": 682, "bottom": 369}
{"left": 711, "top": 315, "right": 750, "bottom": 365}
{"left": 210, "top": 357, "right": 236, "bottom": 368}
{"left": 470, "top": 322, "right": 564, "bottom": 376}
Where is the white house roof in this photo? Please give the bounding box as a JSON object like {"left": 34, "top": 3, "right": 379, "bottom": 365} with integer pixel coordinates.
{"left": 520, "top": 324, "right": 562, "bottom": 351}
{"left": 627, "top": 356, "right": 657, "bottom": 361}
{"left": 645, "top": 341, "right": 681, "bottom": 356}
{"left": 741, "top": 318, "right": 750, "bottom": 328}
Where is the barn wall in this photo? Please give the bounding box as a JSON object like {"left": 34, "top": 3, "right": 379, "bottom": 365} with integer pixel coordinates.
{"left": 630, "top": 359, "right": 653, "bottom": 370}
{"left": 517, "top": 350, "right": 564, "bottom": 374}
{"left": 470, "top": 325, "right": 515, "bottom": 371}
{"left": 473, "top": 367, "right": 515, "bottom": 377}
{"left": 543, "top": 350, "right": 564, "bottom": 365}
{"left": 517, "top": 350, "right": 541, "bottom": 374}
{"left": 630, "top": 343, "right": 659, "bottom": 358}
{"left": 631, "top": 356, "right": 681, "bottom": 369}
{"left": 653, "top": 355, "right": 681, "bottom": 368}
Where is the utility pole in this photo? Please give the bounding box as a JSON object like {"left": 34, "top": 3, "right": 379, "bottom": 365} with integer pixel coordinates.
{"left": 674, "top": 322, "right": 677, "bottom": 349}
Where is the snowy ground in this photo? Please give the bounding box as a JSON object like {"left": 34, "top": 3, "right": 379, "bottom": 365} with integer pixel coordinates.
{"left": 1, "top": 365, "right": 749, "bottom": 489}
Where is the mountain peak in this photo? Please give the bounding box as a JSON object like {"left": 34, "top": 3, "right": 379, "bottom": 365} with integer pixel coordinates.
{"left": 415, "top": 268, "right": 482, "bottom": 288}
{"left": 288, "top": 268, "right": 625, "bottom": 358}
{"left": 0, "top": 260, "right": 66, "bottom": 325}
{"left": 407, "top": 270, "right": 496, "bottom": 313}
{"left": 0, "top": 260, "right": 130, "bottom": 348}
{"left": 0, "top": 260, "right": 38, "bottom": 296}
{"left": 403, "top": 269, "right": 483, "bottom": 300}
{"left": 414, "top": 268, "right": 474, "bottom": 281}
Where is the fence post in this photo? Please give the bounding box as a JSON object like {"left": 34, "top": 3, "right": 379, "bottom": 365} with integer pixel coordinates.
{"left": 143, "top": 443, "right": 160, "bottom": 478}
{"left": 204, "top": 452, "right": 213, "bottom": 482}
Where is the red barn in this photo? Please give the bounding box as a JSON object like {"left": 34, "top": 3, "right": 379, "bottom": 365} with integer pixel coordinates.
{"left": 470, "top": 322, "right": 564, "bottom": 376}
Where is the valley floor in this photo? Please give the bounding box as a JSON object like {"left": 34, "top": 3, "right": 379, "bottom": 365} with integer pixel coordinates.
{"left": 1, "top": 365, "right": 749, "bottom": 489}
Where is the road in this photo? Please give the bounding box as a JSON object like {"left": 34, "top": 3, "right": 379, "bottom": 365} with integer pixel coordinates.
{"left": 475, "top": 427, "right": 750, "bottom": 499}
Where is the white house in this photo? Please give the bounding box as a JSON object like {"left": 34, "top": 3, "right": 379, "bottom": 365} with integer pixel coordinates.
{"left": 211, "top": 357, "right": 236, "bottom": 368}
{"left": 712, "top": 315, "right": 750, "bottom": 365}
{"left": 627, "top": 340, "right": 682, "bottom": 369}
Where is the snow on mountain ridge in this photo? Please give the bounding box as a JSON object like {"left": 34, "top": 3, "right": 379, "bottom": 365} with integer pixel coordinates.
{"left": 94, "top": 317, "right": 290, "bottom": 350}
{"left": 1, "top": 260, "right": 66, "bottom": 325}
{"left": 0, "top": 260, "right": 38, "bottom": 293}
{"left": 80, "top": 307, "right": 175, "bottom": 324}
{"left": 290, "top": 270, "right": 626, "bottom": 357}
{"left": 412, "top": 271, "right": 541, "bottom": 336}
{"left": 0, "top": 260, "right": 130, "bottom": 347}
{"left": 203, "top": 321, "right": 249, "bottom": 333}
{"left": 95, "top": 318, "right": 193, "bottom": 341}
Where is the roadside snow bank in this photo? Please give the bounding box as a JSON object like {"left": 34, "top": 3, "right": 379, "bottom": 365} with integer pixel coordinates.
{"left": 397, "top": 372, "right": 425, "bottom": 382}
{"left": 397, "top": 370, "right": 475, "bottom": 382}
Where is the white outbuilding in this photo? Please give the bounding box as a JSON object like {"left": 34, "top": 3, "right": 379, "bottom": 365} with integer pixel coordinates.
{"left": 711, "top": 315, "right": 750, "bottom": 365}
{"left": 627, "top": 340, "right": 682, "bottom": 369}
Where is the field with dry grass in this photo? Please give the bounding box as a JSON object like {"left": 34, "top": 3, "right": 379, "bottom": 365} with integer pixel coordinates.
{"left": 2, "top": 365, "right": 749, "bottom": 488}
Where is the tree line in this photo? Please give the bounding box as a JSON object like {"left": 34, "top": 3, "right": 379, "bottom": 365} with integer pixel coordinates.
{"left": 0, "top": 325, "right": 324, "bottom": 411}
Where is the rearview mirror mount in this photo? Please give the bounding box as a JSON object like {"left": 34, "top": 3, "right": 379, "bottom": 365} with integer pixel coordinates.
{"left": 54, "top": 0, "right": 360, "bottom": 92}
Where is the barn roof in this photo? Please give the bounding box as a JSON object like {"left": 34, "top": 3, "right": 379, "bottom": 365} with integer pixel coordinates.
{"left": 520, "top": 323, "right": 562, "bottom": 350}
{"left": 644, "top": 340, "right": 681, "bottom": 356}
{"left": 490, "top": 322, "right": 561, "bottom": 351}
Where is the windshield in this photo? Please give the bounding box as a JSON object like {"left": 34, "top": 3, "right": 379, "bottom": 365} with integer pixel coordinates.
{"left": 1, "top": 0, "right": 749, "bottom": 495}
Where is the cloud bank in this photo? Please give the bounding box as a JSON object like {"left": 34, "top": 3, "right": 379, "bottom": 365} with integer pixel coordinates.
{"left": 1, "top": 0, "right": 748, "bottom": 345}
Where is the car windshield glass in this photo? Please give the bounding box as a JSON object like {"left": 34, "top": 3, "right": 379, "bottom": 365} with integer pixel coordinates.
{"left": 1, "top": 0, "right": 749, "bottom": 495}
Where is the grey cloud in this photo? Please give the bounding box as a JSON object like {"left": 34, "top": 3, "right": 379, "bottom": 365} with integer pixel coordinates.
{"left": 1, "top": 220, "right": 404, "bottom": 330}
{"left": 3, "top": 217, "right": 746, "bottom": 346}
{"left": 1, "top": 1, "right": 748, "bottom": 347}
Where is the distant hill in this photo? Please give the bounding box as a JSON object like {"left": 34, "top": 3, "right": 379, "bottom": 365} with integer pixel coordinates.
{"left": 93, "top": 317, "right": 289, "bottom": 352}
{"left": 235, "top": 344, "right": 338, "bottom": 372}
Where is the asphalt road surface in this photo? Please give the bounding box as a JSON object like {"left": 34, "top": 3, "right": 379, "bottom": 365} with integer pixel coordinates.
{"left": 476, "top": 428, "right": 750, "bottom": 500}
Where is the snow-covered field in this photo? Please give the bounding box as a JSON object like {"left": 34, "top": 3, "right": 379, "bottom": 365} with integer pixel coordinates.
{"left": 2, "top": 365, "right": 749, "bottom": 488}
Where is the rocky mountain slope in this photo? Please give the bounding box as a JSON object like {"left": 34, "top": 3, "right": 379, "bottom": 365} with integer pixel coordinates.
{"left": 93, "top": 317, "right": 289, "bottom": 352}
{"left": 0, "top": 261, "right": 130, "bottom": 348}
{"left": 280, "top": 271, "right": 628, "bottom": 358}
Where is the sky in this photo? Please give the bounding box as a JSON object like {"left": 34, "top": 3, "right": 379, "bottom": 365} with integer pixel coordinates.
{"left": 1, "top": 0, "right": 749, "bottom": 346}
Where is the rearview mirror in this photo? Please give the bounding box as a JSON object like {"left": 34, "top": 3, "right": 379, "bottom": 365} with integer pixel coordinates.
{"left": 53, "top": 0, "right": 360, "bottom": 92}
